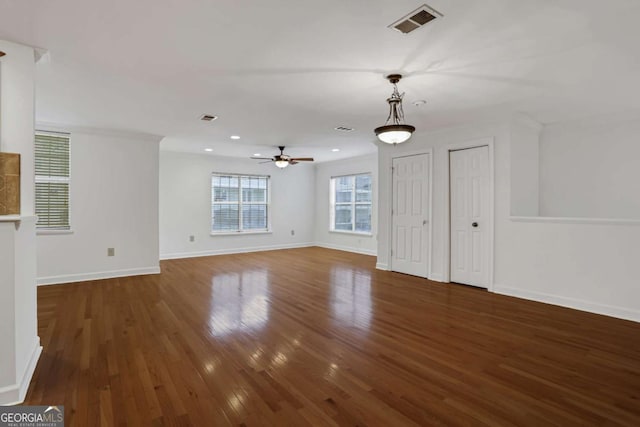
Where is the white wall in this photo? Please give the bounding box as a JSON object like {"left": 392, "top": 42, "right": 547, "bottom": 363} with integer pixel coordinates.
{"left": 510, "top": 118, "right": 540, "bottom": 216}
{"left": 540, "top": 116, "right": 640, "bottom": 219}
{"left": 0, "top": 39, "right": 40, "bottom": 405}
{"left": 159, "top": 151, "right": 315, "bottom": 258}
{"left": 314, "top": 153, "right": 378, "bottom": 256}
{"left": 496, "top": 217, "right": 640, "bottom": 321}
{"left": 377, "top": 119, "right": 640, "bottom": 322}
{"left": 36, "top": 128, "right": 161, "bottom": 284}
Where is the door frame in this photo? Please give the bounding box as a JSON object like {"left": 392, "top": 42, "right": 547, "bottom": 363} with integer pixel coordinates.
{"left": 388, "top": 149, "right": 433, "bottom": 277}
{"left": 443, "top": 137, "right": 495, "bottom": 291}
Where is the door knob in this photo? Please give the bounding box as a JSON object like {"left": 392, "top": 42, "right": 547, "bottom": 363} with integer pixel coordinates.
{"left": 472, "top": 222, "right": 478, "bottom": 227}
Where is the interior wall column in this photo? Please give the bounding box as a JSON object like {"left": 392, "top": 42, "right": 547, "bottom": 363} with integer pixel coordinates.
{"left": 0, "top": 39, "right": 41, "bottom": 405}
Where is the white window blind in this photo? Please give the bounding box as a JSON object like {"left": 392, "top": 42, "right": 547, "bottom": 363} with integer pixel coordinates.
{"left": 35, "top": 131, "right": 70, "bottom": 230}
{"left": 330, "top": 173, "right": 372, "bottom": 234}
{"left": 212, "top": 173, "right": 270, "bottom": 232}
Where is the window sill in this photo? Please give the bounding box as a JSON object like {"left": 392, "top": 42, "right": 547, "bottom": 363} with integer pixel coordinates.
{"left": 37, "top": 229, "right": 74, "bottom": 235}
{"left": 211, "top": 230, "right": 272, "bottom": 236}
{"left": 329, "top": 230, "right": 373, "bottom": 237}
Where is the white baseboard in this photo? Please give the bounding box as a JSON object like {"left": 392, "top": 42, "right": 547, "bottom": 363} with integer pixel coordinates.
{"left": 0, "top": 336, "right": 42, "bottom": 405}
{"left": 160, "top": 242, "right": 315, "bottom": 260}
{"left": 315, "top": 243, "right": 376, "bottom": 257}
{"left": 493, "top": 285, "right": 640, "bottom": 323}
{"left": 429, "top": 273, "right": 444, "bottom": 283}
{"left": 375, "top": 262, "right": 390, "bottom": 271}
{"left": 37, "top": 266, "right": 161, "bottom": 286}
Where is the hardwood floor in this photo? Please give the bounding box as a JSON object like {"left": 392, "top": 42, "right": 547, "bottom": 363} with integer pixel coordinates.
{"left": 25, "top": 247, "right": 640, "bottom": 426}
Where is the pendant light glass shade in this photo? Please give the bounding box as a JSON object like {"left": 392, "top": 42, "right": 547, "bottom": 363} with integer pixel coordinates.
{"left": 275, "top": 160, "right": 289, "bottom": 168}
{"left": 374, "top": 124, "right": 416, "bottom": 144}
{"left": 374, "top": 74, "right": 415, "bottom": 144}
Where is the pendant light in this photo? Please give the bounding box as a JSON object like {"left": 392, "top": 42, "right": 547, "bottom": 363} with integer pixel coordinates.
{"left": 374, "top": 74, "right": 415, "bottom": 144}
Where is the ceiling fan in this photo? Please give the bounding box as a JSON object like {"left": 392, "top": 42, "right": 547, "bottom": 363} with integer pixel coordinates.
{"left": 251, "top": 146, "right": 313, "bottom": 169}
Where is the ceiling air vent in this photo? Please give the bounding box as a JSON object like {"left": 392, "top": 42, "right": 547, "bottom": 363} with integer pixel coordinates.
{"left": 334, "top": 126, "right": 354, "bottom": 132}
{"left": 389, "top": 4, "right": 443, "bottom": 34}
{"left": 200, "top": 114, "right": 218, "bottom": 122}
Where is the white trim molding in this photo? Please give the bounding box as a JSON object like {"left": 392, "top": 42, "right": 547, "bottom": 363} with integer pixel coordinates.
{"left": 442, "top": 137, "right": 495, "bottom": 290}
{"left": 428, "top": 273, "right": 445, "bottom": 283}
{"left": 493, "top": 285, "right": 640, "bottom": 323}
{"left": 375, "top": 262, "right": 390, "bottom": 271}
{"left": 510, "top": 216, "right": 640, "bottom": 226}
{"left": 160, "top": 242, "right": 314, "bottom": 260}
{"left": 0, "top": 337, "right": 42, "bottom": 405}
{"left": 315, "top": 242, "right": 376, "bottom": 257}
{"left": 388, "top": 148, "right": 434, "bottom": 278}
{"left": 37, "top": 266, "right": 161, "bottom": 286}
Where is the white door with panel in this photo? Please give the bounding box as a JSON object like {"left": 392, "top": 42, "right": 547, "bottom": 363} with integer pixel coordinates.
{"left": 450, "top": 146, "right": 490, "bottom": 288}
{"left": 392, "top": 154, "right": 429, "bottom": 277}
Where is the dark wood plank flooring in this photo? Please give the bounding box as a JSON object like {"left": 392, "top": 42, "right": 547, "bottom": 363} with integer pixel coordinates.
{"left": 25, "top": 247, "right": 640, "bottom": 426}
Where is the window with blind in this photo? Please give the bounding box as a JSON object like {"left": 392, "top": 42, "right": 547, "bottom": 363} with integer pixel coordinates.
{"left": 35, "top": 131, "right": 70, "bottom": 230}
{"left": 330, "top": 173, "right": 372, "bottom": 234}
{"left": 212, "top": 173, "right": 270, "bottom": 233}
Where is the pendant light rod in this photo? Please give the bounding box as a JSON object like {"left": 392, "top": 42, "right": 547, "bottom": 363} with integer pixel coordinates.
{"left": 374, "top": 74, "right": 416, "bottom": 145}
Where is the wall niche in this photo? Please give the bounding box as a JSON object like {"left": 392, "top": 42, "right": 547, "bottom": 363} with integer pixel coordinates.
{"left": 0, "top": 152, "right": 20, "bottom": 215}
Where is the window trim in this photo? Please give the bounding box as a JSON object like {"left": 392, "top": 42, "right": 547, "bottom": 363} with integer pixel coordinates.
{"left": 329, "top": 172, "right": 373, "bottom": 235}
{"left": 211, "top": 172, "right": 271, "bottom": 234}
{"left": 35, "top": 130, "right": 72, "bottom": 232}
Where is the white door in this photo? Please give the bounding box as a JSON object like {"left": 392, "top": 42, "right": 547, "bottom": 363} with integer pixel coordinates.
{"left": 392, "top": 154, "right": 429, "bottom": 277}
{"left": 450, "top": 146, "right": 490, "bottom": 288}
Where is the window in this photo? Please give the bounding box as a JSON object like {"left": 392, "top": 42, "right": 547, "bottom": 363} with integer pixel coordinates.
{"left": 212, "top": 173, "right": 270, "bottom": 233}
{"left": 35, "top": 131, "right": 70, "bottom": 230}
{"left": 330, "top": 173, "right": 372, "bottom": 234}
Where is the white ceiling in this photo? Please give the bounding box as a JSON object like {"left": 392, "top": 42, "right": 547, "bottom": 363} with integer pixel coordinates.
{"left": 1, "top": 0, "right": 640, "bottom": 162}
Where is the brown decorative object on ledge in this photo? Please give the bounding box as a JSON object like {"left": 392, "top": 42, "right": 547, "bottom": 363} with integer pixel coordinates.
{"left": 0, "top": 153, "right": 21, "bottom": 215}
{"left": 0, "top": 51, "right": 5, "bottom": 57}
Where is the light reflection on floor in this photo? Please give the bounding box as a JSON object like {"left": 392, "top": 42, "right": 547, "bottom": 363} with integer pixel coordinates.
{"left": 330, "top": 266, "right": 372, "bottom": 329}
{"left": 208, "top": 269, "right": 270, "bottom": 337}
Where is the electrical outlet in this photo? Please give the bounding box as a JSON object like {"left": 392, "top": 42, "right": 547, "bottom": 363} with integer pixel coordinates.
{"left": 189, "top": 235, "right": 195, "bottom": 242}
{"left": 107, "top": 248, "right": 115, "bottom": 257}
{"left": 291, "top": 229, "right": 295, "bottom": 236}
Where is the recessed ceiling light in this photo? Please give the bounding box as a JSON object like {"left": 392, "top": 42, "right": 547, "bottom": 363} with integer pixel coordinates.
{"left": 253, "top": 153, "right": 261, "bottom": 157}
{"left": 334, "top": 126, "right": 354, "bottom": 132}
{"left": 200, "top": 114, "right": 218, "bottom": 122}
{"left": 204, "top": 148, "right": 213, "bottom": 152}
{"left": 332, "top": 148, "right": 340, "bottom": 152}
{"left": 230, "top": 135, "right": 241, "bottom": 140}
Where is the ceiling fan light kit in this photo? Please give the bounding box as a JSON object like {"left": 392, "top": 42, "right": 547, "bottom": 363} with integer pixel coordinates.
{"left": 251, "top": 146, "right": 313, "bottom": 169}
{"left": 374, "top": 74, "right": 415, "bottom": 145}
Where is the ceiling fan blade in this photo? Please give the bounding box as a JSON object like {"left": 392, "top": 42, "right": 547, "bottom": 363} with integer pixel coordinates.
{"left": 289, "top": 160, "right": 299, "bottom": 165}
{"left": 259, "top": 160, "right": 273, "bottom": 164}
{"left": 289, "top": 157, "right": 314, "bottom": 162}
{"left": 250, "top": 156, "right": 265, "bottom": 159}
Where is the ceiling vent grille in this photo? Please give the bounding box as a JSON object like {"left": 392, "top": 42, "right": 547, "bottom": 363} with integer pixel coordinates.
{"left": 200, "top": 114, "right": 218, "bottom": 122}
{"left": 389, "top": 4, "right": 442, "bottom": 34}
{"left": 334, "top": 126, "right": 354, "bottom": 132}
